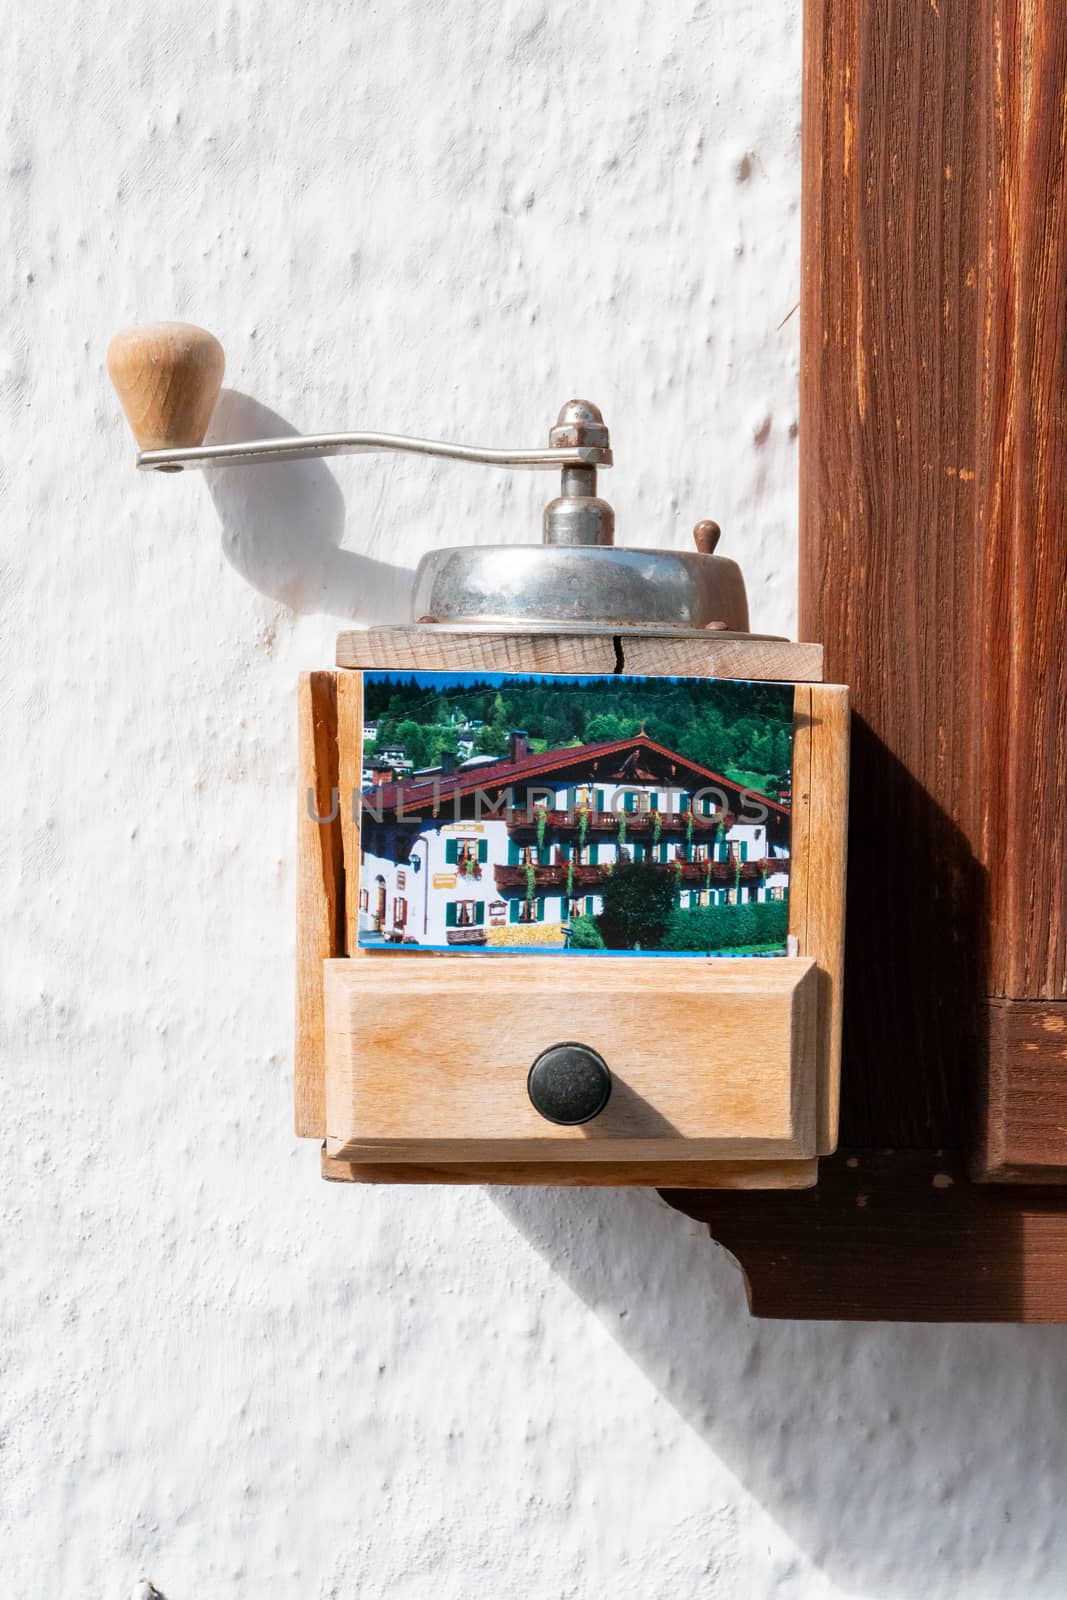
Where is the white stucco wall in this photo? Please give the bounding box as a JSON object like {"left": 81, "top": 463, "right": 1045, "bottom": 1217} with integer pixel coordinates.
{"left": 6, "top": 3, "right": 1067, "bottom": 1597}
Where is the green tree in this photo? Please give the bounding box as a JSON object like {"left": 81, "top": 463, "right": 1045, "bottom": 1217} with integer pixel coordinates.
{"left": 474, "top": 723, "right": 509, "bottom": 756}
{"left": 490, "top": 690, "right": 511, "bottom": 730}
{"left": 596, "top": 860, "right": 678, "bottom": 951}
{"left": 394, "top": 719, "right": 429, "bottom": 767}
{"left": 427, "top": 727, "right": 460, "bottom": 765}
{"left": 684, "top": 706, "right": 730, "bottom": 772}
{"left": 745, "top": 730, "right": 774, "bottom": 775}
{"left": 642, "top": 714, "right": 677, "bottom": 749}
{"left": 585, "top": 712, "right": 638, "bottom": 744}
{"left": 539, "top": 713, "right": 569, "bottom": 748}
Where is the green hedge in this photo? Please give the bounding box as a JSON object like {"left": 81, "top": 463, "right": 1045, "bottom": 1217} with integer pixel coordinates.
{"left": 661, "top": 898, "right": 789, "bottom": 953}
{"left": 569, "top": 914, "right": 606, "bottom": 950}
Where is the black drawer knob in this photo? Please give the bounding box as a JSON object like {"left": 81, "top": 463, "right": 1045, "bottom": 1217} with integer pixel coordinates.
{"left": 527, "top": 1042, "right": 612, "bottom": 1125}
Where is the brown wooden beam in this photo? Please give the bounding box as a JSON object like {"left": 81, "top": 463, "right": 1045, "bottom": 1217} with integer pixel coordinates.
{"left": 978, "top": 2, "right": 1067, "bottom": 1004}
{"left": 794, "top": 0, "right": 1066, "bottom": 1167}
{"left": 975, "top": 1001, "right": 1067, "bottom": 1181}
{"left": 665, "top": 1, "right": 1067, "bottom": 1307}
{"left": 799, "top": 0, "right": 986, "bottom": 1150}
{"left": 665, "top": 1150, "right": 1067, "bottom": 1322}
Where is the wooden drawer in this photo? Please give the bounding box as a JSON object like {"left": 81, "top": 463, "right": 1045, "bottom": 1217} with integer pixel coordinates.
{"left": 324, "top": 954, "right": 818, "bottom": 1164}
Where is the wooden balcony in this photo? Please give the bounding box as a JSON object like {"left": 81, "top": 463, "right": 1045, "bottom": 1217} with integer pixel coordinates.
{"left": 493, "top": 857, "right": 782, "bottom": 893}
{"left": 506, "top": 807, "right": 734, "bottom": 836}
{"left": 673, "top": 857, "right": 780, "bottom": 884}
{"left": 494, "top": 863, "right": 602, "bottom": 891}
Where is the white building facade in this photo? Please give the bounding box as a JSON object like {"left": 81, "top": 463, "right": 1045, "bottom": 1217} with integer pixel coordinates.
{"left": 356, "top": 737, "right": 791, "bottom": 950}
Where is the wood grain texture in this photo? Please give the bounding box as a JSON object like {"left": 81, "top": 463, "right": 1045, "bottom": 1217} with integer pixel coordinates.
{"left": 324, "top": 956, "right": 818, "bottom": 1164}
{"left": 974, "top": 1000, "right": 1067, "bottom": 1181}
{"left": 297, "top": 641, "right": 845, "bottom": 1186}
{"left": 798, "top": 0, "right": 1065, "bottom": 1153}
{"left": 664, "top": 1148, "right": 1067, "bottom": 1322}
{"left": 321, "top": 1149, "right": 819, "bottom": 1189}
{"left": 667, "top": 1, "right": 1067, "bottom": 1311}
{"left": 294, "top": 673, "right": 343, "bottom": 1137}
{"left": 787, "top": 685, "right": 849, "bottom": 1152}
{"left": 107, "top": 321, "right": 224, "bottom": 451}
{"left": 335, "top": 670, "right": 363, "bottom": 958}
{"left": 798, "top": 0, "right": 989, "bottom": 1151}
{"left": 978, "top": 3, "right": 1067, "bottom": 1001}
{"left": 337, "top": 625, "right": 824, "bottom": 683}
{"left": 785, "top": 685, "right": 812, "bottom": 973}
{"left": 808, "top": 685, "right": 849, "bottom": 1149}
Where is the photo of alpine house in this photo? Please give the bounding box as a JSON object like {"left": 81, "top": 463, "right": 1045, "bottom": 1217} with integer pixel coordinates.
{"left": 357, "top": 671, "right": 795, "bottom": 956}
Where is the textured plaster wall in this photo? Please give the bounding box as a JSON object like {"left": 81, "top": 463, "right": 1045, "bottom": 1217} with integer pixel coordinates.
{"left": 5, "top": 3, "right": 1067, "bottom": 1597}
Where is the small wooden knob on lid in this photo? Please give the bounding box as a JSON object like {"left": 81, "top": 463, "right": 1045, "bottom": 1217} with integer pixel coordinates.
{"left": 693, "top": 519, "right": 722, "bottom": 555}
{"left": 107, "top": 322, "right": 225, "bottom": 454}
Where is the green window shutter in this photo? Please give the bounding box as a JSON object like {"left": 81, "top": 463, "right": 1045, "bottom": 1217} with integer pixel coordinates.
{"left": 650, "top": 791, "right": 660, "bottom": 810}
{"left": 624, "top": 791, "right": 636, "bottom": 813}
{"left": 445, "top": 839, "right": 458, "bottom": 864}
{"left": 445, "top": 902, "right": 457, "bottom": 927}
{"left": 537, "top": 897, "right": 545, "bottom": 921}
{"left": 634, "top": 842, "right": 643, "bottom": 861}
{"left": 588, "top": 843, "right": 599, "bottom": 864}
{"left": 595, "top": 789, "right": 605, "bottom": 810}
{"left": 476, "top": 902, "right": 485, "bottom": 924}
{"left": 509, "top": 898, "right": 521, "bottom": 924}
{"left": 508, "top": 838, "right": 518, "bottom": 865}
{"left": 559, "top": 840, "right": 570, "bottom": 861}
{"left": 741, "top": 841, "right": 748, "bottom": 862}
{"left": 478, "top": 838, "right": 488, "bottom": 863}
{"left": 585, "top": 896, "right": 594, "bottom": 916}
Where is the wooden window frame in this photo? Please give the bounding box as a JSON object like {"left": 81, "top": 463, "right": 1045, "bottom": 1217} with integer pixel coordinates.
{"left": 664, "top": 1, "right": 1067, "bottom": 1322}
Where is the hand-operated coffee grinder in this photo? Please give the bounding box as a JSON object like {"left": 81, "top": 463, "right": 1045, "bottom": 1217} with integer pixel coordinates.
{"left": 108, "top": 321, "right": 751, "bottom": 631}
{"left": 109, "top": 320, "right": 848, "bottom": 1192}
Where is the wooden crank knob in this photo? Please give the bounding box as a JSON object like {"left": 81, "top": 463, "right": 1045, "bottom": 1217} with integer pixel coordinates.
{"left": 107, "top": 322, "right": 225, "bottom": 455}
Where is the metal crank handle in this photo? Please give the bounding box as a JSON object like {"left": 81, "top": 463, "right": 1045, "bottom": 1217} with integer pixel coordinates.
{"left": 106, "top": 322, "right": 613, "bottom": 475}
